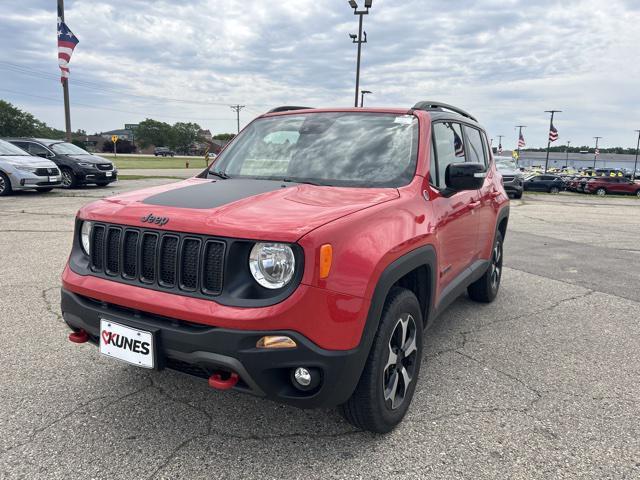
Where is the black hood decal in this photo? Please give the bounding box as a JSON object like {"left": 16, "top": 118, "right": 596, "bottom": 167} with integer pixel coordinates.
{"left": 142, "top": 179, "right": 288, "bottom": 209}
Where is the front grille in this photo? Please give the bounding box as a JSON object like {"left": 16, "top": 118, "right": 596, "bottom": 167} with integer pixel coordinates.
{"left": 96, "top": 164, "right": 113, "bottom": 171}
{"left": 89, "top": 223, "right": 226, "bottom": 297}
{"left": 35, "top": 167, "right": 60, "bottom": 176}
{"left": 502, "top": 175, "right": 515, "bottom": 182}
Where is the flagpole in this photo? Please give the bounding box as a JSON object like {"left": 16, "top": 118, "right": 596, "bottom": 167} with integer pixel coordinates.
{"left": 593, "top": 136, "right": 602, "bottom": 169}
{"left": 58, "top": 0, "right": 72, "bottom": 142}
{"left": 544, "top": 110, "right": 561, "bottom": 173}
{"left": 515, "top": 125, "right": 526, "bottom": 166}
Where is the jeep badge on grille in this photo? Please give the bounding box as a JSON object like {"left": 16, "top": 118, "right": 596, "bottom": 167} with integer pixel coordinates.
{"left": 141, "top": 213, "right": 169, "bottom": 226}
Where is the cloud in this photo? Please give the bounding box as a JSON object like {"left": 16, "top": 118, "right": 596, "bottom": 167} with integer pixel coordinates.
{"left": 0, "top": 0, "right": 638, "bottom": 148}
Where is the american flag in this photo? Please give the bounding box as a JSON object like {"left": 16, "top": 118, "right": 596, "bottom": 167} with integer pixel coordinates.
{"left": 549, "top": 122, "right": 559, "bottom": 142}
{"left": 57, "top": 18, "right": 79, "bottom": 82}
{"left": 453, "top": 129, "right": 465, "bottom": 157}
{"left": 595, "top": 148, "right": 600, "bottom": 157}
{"left": 517, "top": 132, "right": 526, "bottom": 148}
{"left": 498, "top": 143, "right": 503, "bottom": 154}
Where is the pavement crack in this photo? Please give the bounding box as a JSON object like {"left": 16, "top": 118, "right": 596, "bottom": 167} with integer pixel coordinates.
{"left": 41, "top": 286, "right": 63, "bottom": 322}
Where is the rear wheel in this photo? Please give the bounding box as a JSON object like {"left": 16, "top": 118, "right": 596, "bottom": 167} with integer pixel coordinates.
{"left": 61, "top": 168, "right": 78, "bottom": 188}
{"left": 339, "top": 287, "right": 423, "bottom": 433}
{"left": 0, "top": 172, "right": 12, "bottom": 196}
{"left": 468, "top": 230, "right": 503, "bottom": 303}
{"left": 549, "top": 186, "right": 560, "bottom": 194}
{"left": 596, "top": 187, "right": 606, "bottom": 196}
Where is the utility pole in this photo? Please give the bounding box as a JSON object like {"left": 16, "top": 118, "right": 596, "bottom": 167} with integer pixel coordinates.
{"left": 515, "top": 125, "right": 526, "bottom": 166}
{"left": 566, "top": 140, "right": 571, "bottom": 164}
{"left": 229, "top": 105, "right": 245, "bottom": 134}
{"left": 57, "top": 0, "right": 72, "bottom": 141}
{"left": 634, "top": 130, "right": 640, "bottom": 180}
{"left": 360, "top": 89, "right": 372, "bottom": 107}
{"left": 349, "top": 1, "right": 372, "bottom": 108}
{"left": 593, "top": 136, "right": 602, "bottom": 169}
{"left": 544, "top": 110, "right": 561, "bottom": 173}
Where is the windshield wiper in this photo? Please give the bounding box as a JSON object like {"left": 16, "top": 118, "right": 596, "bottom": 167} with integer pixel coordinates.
{"left": 282, "top": 177, "right": 325, "bottom": 186}
{"left": 209, "top": 170, "right": 231, "bottom": 180}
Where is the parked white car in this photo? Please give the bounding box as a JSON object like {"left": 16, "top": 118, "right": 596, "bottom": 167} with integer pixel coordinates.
{"left": 0, "top": 139, "right": 62, "bottom": 196}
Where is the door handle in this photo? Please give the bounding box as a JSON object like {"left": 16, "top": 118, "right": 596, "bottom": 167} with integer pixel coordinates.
{"left": 489, "top": 191, "right": 501, "bottom": 198}
{"left": 468, "top": 201, "right": 481, "bottom": 209}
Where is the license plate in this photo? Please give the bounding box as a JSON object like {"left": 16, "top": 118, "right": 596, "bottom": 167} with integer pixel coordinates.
{"left": 105, "top": 171, "right": 112, "bottom": 177}
{"left": 49, "top": 176, "right": 59, "bottom": 182}
{"left": 99, "top": 319, "right": 154, "bottom": 368}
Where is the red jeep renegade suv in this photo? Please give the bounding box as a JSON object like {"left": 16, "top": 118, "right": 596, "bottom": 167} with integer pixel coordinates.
{"left": 62, "top": 102, "right": 509, "bottom": 432}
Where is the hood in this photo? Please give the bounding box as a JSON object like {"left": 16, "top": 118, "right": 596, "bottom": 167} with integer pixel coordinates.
{"left": 79, "top": 178, "right": 399, "bottom": 242}
{"left": 65, "top": 154, "right": 112, "bottom": 164}
{"left": 497, "top": 166, "right": 521, "bottom": 176}
{"left": 0, "top": 155, "right": 58, "bottom": 168}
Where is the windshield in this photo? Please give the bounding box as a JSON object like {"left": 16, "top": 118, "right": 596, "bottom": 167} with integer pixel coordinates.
{"left": 208, "top": 112, "right": 419, "bottom": 187}
{"left": 51, "top": 142, "right": 91, "bottom": 155}
{"left": 0, "top": 139, "right": 30, "bottom": 156}
{"left": 495, "top": 158, "right": 517, "bottom": 171}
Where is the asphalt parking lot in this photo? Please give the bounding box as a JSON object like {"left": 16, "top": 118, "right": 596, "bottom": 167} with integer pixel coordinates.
{"left": 1, "top": 182, "right": 639, "bottom": 479}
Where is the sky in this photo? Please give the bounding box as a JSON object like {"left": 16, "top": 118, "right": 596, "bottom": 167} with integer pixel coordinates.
{"left": 1, "top": 0, "right": 639, "bottom": 149}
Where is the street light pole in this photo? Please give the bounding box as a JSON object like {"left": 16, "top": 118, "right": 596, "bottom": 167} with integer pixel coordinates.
{"left": 593, "top": 136, "right": 602, "bottom": 169}
{"left": 633, "top": 130, "right": 640, "bottom": 180}
{"left": 566, "top": 140, "right": 571, "bottom": 164}
{"left": 349, "top": 1, "right": 372, "bottom": 108}
{"left": 544, "top": 110, "right": 561, "bottom": 173}
{"left": 360, "top": 89, "right": 372, "bottom": 107}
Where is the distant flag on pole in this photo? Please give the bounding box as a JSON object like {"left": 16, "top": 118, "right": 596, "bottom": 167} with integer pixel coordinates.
{"left": 517, "top": 132, "right": 526, "bottom": 148}
{"left": 453, "top": 129, "right": 465, "bottom": 157}
{"left": 549, "top": 122, "right": 559, "bottom": 142}
{"left": 57, "top": 18, "right": 79, "bottom": 82}
{"left": 595, "top": 148, "right": 600, "bottom": 157}
{"left": 498, "top": 143, "right": 503, "bottom": 154}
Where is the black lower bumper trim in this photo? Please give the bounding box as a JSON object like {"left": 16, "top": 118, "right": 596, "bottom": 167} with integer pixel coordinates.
{"left": 60, "top": 288, "right": 367, "bottom": 408}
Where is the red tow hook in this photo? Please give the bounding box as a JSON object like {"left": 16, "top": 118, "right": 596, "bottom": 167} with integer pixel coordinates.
{"left": 208, "top": 371, "right": 239, "bottom": 390}
{"left": 68, "top": 329, "right": 89, "bottom": 344}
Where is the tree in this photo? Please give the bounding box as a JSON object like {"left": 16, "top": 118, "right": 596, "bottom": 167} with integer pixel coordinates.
{"left": 136, "top": 118, "right": 173, "bottom": 148}
{"left": 213, "top": 133, "right": 235, "bottom": 142}
{"left": 169, "top": 122, "right": 202, "bottom": 153}
{"left": 101, "top": 139, "right": 136, "bottom": 154}
{"left": 0, "top": 99, "right": 65, "bottom": 138}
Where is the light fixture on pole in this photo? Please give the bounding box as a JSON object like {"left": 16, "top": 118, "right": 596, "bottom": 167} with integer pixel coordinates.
{"left": 360, "top": 89, "right": 372, "bottom": 107}
{"left": 348, "top": 1, "right": 373, "bottom": 108}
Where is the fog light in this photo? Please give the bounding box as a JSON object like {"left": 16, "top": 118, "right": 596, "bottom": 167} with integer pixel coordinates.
{"left": 294, "top": 367, "right": 311, "bottom": 387}
{"left": 256, "top": 335, "right": 297, "bottom": 349}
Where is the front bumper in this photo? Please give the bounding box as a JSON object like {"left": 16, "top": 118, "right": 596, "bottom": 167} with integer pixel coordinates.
{"left": 61, "top": 288, "right": 366, "bottom": 408}
{"left": 77, "top": 168, "right": 118, "bottom": 184}
{"left": 502, "top": 179, "right": 523, "bottom": 194}
{"left": 9, "top": 171, "right": 62, "bottom": 190}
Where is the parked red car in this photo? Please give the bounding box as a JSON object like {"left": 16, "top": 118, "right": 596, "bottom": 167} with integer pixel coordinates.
{"left": 61, "top": 102, "right": 509, "bottom": 432}
{"left": 584, "top": 176, "right": 640, "bottom": 197}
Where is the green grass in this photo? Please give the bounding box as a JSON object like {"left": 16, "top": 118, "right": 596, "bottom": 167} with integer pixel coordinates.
{"left": 101, "top": 155, "right": 208, "bottom": 170}
{"left": 118, "top": 175, "right": 186, "bottom": 181}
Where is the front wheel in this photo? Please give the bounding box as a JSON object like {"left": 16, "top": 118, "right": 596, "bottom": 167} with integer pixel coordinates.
{"left": 339, "top": 287, "right": 423, "bottom": 433}
{"left": 61, "top": 168, "right": 78, "bottom": 188}
{"left": 636, "top": 190, "right": 640, "bottom": 198}
{"left": 468, "top": 230, "right": 503, "bottom": 303}
{"left": 0, "top": 172, "right": 12, "bottom": 196}
{"left": 596, "top": 187, "right": 606, "bottom": 196}
{"left": 513, "top": 191, "right": 523, "bottom": 199}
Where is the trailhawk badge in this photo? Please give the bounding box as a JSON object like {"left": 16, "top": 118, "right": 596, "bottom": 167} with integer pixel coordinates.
{"left": 99, "top": 319, "right": 155, "bottom": 368}
{"left": 141, "top": 213, "right": 169, "bottom": 226}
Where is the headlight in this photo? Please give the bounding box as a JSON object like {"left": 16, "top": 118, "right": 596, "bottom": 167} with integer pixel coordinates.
{"left": 80, "top": 221, "right": 92, "bottom": 255}
{"left": 13, "top": 164, "right": 37, "bottom": 172}
{"left": 78, "top": 162, "right": 95, "bottom": 168}
{"left": 249, "top": 243, "right": 295, "bottom": 289}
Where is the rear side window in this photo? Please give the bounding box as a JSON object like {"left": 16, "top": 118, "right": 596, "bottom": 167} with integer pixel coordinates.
{"left": 432, "top": 122, "right": 466, "bottom": 187}
{"left": 463, "top": 126, "right": 486, "bottom": 166}
{"left": 27, "top": 143, "right": 50, "bottom": 156}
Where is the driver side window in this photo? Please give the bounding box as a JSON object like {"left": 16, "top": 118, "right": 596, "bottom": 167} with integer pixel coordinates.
{"left": 432, "top": 122, "right": 466, "bottom": 188}
{"left": 27, "top": 143, "right": 51, "bottom": 157}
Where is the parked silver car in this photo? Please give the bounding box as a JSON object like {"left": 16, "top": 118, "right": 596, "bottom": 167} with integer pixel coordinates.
{"left": 0, "top": 139, "right": 62, "bottom": 196}
{"left": 495, "top": 156, "right": 524, "bottom": 199}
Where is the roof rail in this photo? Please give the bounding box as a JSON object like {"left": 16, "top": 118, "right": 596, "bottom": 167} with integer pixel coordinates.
{"left": 411, "top": 101, "right": 477, "bottom": 122}
{"left": 267, "top": 106, "right": 314, "bottom": 113}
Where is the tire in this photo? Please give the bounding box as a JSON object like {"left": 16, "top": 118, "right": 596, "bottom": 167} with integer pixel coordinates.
{"left": 339, "top": 287, "right": 423, "bottom": 433}
{"left": 36, "top": 188, "right": 53, "bottom": 193}
{"left": 636, "top": 190, "right": 640, "bottom": 198}
{"left": 468, "top": 230, "right": 503, "bottom": 303}
{"left": 60, "top": 167, "right": 78, "bottom": 188}
{"left": 513, "top": 191, "right": 523, "bottom": 199}
{"left": 596, "top": 187, "right": 606, "bottom": 196}
{"left": 549, "top": 186, "right": 560, "bottom": 194}
{"left": 0, "top": 171, "right": 12, "bottom": 196}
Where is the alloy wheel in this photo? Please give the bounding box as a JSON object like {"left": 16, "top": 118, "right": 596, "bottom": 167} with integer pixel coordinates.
{"left": 61, "top": 170, "right": 73, "bottom": 188}
{"left": 597, "top": 188, "right": 606, "bottom": 196}
{"left": 0, "top": 176, "right": 5, "bottom": 194}
{"left": 383, "top": 313, "right": 418, "bottom": 410}
{"left": 490, "top": 238, "right": 503, "bottom": 290}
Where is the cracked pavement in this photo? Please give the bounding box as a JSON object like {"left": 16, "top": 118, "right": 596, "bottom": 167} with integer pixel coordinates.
{"left": 1, "top": 184, "right": 639, "bottom": 479}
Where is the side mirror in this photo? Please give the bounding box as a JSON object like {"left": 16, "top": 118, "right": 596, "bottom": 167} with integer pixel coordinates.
{"left": 445, "top": 163, "right": 486, "bottom": 191}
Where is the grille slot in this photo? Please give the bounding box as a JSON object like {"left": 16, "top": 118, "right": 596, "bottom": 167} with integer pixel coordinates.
{"left": 122, "top": 231, "right": 139, "bottom": 278}
{"left": 105, "top": 228, "right": 122, "bottom": 275}
{"left": 87, "top": 223, "right": 226, "bottom": 298}
{"left": 202, "top": 241, "right": 225, "bottom": 294}
{"left": 140, "top": 233, "right": 158, "bottom": 283}
{"left": 180, "top": 238, "right": 201, "bottom": 291}
{"left": 96, "top": 164, "right": 113, "bottom": 171}
{"left": 91, "top": 225, "right": 106, "bottom": 270}
{"left": 159, "top": 236, "right": 179, "bottom": 287}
